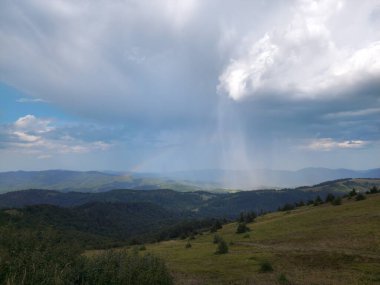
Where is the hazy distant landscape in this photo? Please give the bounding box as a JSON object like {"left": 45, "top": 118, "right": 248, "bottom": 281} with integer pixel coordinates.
{"left": 1, "top": 167, "right": 380, "bottom": 193}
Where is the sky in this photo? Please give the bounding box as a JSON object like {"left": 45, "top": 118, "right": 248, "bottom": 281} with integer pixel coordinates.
{"left": 0, "top": 0, "right": 379, "bottom": 172}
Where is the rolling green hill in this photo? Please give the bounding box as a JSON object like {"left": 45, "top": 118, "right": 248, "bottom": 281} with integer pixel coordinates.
{"left": 120, "top": 193, "right": 380, "bottom": 285}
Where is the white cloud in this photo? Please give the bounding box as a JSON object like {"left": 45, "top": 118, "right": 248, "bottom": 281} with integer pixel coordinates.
{"left": 16, "top": 97, "right": 48, "bottom": 103}
{"left": 218, "top": 0, "right": 380, "bottom": 101}
{"left": 305, "top": 138, "right": 369, "bottom": 151}
{"left": 324, "top": 107, "right": 380, "bottom": 119}
{"left": 1, "top": 115, "right": 111, "bottom": 155}
{"left": 14, "top": 114, "right": 54, "bottom": 133}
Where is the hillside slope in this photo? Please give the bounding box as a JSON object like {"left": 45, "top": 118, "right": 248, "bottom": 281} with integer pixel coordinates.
{"left": 138, "top": 194, "right": 380, "bottom": 285}
{"left": 0, "top": 201, "right": 187, "bottom": 247}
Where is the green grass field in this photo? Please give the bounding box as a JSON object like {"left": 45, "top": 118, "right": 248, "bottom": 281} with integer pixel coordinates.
{"left": 103, "top": 193, "right": 380, "bottom": 285}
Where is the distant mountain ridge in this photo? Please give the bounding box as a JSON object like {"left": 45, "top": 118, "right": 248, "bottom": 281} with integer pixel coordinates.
{"left": 0, "top": 170, "right": 210, "bottom": 194}
{"left": 158, "top": 167, "right": 380, "bottom": 189}
{"left": 0, "top": 168, "right": 379, "bottom": 193}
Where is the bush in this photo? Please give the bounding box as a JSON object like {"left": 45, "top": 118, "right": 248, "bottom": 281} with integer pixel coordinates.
{"left": 210, "top": 220, "right": 222, "bottom": 233}
{"left": 355, "top": 193, "right": 366, "bottom": 201}
{"left": 368, "top": 186, "right": 379, "bottom": 194}
{"left": 313, "top": 195, "right": 323, "bottom": 206}
{"left": 213, "top": 234, "right": 222, "bottom": 244}
{"left": 215, "top": 239, "right": 228, "bottom": 254}
{"left": 331, "top": 197, "right": 342, "bottom": 205}
{"left": 279, "top": 203, "right": 295, "bottom": 211}
{"left": 259, "top": 261, "right": 273, "bottom": 272}
{"left": 236, "top": 223, "right": 250, "bottom": 234}
{"left": 185, "top": 241, "right": 192, "bottom": 248}
{"left": 238, "top": 211, "right": 257, "bottom": 223}
{"left": 325, "top": 193, "right": 335, "bottom": 203}
{"left": 348, "top": 188, "right": 357, "bottom": 198}
{"left": 139, "top": 245, "right": 147, "bottom": 251}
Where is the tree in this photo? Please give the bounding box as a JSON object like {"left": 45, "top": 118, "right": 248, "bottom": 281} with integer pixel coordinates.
{"left": 331, "top": 197, "right": 342, "bottom": 205}
{"left": 355, "top": 193, "right": 366, "bottom": 201}
{"left": 215, "top": 239, "right": 228, "bottom": 254}
{"left": 348, "top": 188, "right": 357, "bottom": 198}
{"left": 213, "top": 234, "right": 222, "bottom": 244}
{"left": 244, "top": 211, "right": 257, "bottom": 223}
{"left": 369, "top": 186, "right": 379, "bottom": 194}
{"left": 279, "top": 203, "right": 295, "bottom": 211}
{"left": 236, "top": 223, "right": 250, "bottom": 234}
{"left": 210, "top": 220, "right": 222, "bottom": 233}
{"left": 314, "top": 195, "right": 323, "bottom": 206}
{"left": 325, "top": 193, "right": 335, "bottom": 203}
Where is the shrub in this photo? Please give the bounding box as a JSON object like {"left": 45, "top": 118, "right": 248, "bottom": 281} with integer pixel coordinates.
{"left": 331, "top": 197, "right": 342, "bottom": 205}
{"left": 313, "top": 195, "right": 323, "bottom": 206}
{"left": 368, "top": 186, "right": 379, "bottom": 194}
{"left": 210, "top": 220, "right": 222, "bottom": 233}
{"left": 325, "top": 193, "right": 335, "bottom": 203}
{"left": 259, "top": 261, "right": 273, "bottom": 272}
{"left": 236, "top": 223, "right": 250, "bottom": 234}
{"left": 213, "top": 234, "right": 222, "bottom": 244}
{"left": 348, "top": 188, "right": 357, "bottom": 198}
{"left": 215, "top": 239, "right": 228, "bottom": 254}
{"left": 279, "top": 203, "right": 295, "bottom": 211}
{"left": 139, "top": 245, "right": 147, "bottom": 251}
{"left": 238, "top": 211, "right": 257, "bottom": 223}
{"left": 355, "top": 193, "right": 366, "bottom": 201}
{"left": 243, "top": 233, "right": 250, "bottom": 239}
{"left": 185, "top": 241, "right": 192, "bottom": 248}
{"left": 295, "top": 200, "right": 305, "bottom": 207}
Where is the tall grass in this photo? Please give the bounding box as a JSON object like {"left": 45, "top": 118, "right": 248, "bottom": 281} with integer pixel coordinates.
{"left": 0, "top": 227, "right": 173, "bottom": 285}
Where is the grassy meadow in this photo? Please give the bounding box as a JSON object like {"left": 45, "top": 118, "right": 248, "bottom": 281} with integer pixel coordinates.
{"left": 89, "top": 193, "right": 380, "bottom": 285}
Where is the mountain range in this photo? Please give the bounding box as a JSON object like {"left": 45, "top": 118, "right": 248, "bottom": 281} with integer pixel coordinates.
{"left": 0, "top": 168, "right": 379, "bottom": 193}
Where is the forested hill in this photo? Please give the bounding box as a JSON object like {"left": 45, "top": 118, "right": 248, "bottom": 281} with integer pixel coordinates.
{"left": 1, "top": 178, "right": 379, "bottom": 218}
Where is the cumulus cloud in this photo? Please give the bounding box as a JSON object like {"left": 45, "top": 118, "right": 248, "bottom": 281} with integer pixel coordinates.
{"left": 218, "top": 0, "right": 380, "bottom": 101}
{"left": 0, "top": 115, "right": 111, "bottom": 155}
